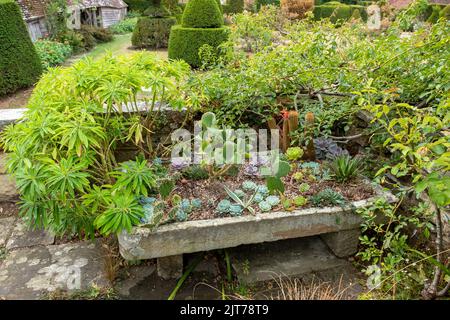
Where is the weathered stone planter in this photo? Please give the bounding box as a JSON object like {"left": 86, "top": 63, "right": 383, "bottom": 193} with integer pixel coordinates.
{"left": 118, "top": 184, "right": 397, "bottom": 279}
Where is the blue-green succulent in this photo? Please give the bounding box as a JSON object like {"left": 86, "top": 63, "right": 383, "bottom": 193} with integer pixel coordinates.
{"left": 181, "top": 199, "right": 192, "bottom": 213}
{"left": 256, "top": 185, "right": 269, "bottom": 196}
{"left": 242, "top": 180, "right": 257, "bottom": 191}
{"left": 258, "top": 201, "right": 272, "bottom": 212}
{"left": 216, "top": 199, "right": 231, "bottom": 214}
{"left": 253, "top": 193, "right": 264, "bottom": 203}
{"left": 266, "top": 195, "right": 280, "bottom": 206}
{"left": 191, "top": 198, "right": 202, "bottom": 209}
{"left": 176, "top": 208, "right": 188, "bottom": 222}
{"left": 229, "top": 204, "right": 244, "bottom": 216}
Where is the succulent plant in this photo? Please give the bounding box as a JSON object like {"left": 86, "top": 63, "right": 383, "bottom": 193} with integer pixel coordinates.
{"left": 140, "top": 196, "right": 157, "bottom": 205}
{"left": 229, "top": 204, "right": 244, "bottom": 216}
{"left": 298, "top": 183, "right": 311, "bottom": 193}
{"left": 258, "top": 201, "right": 272, "bottom": 212}
{"left": 191, "top": 198, "right": 202, "bottom": 209}
{"left": 293, "top": 196, "right": 307, "bottom": 207}
{"left": 216, "top": 199, "right": 232, "bottom": 214}
{"left": 242, "top": 180, "right": 257, "bottom": 191}
{"left": 181, "top": 199, "right": 192, "bottom": 213}
{"left": 182, "top": 165, "right": 209, "bottom": 180}
{"left": 256, "top": 185, "right": 269, "bottom": 196}
{"left": 253, "top": 193, "right": 265, "bottom": 203}
{"left": 233, "top": 189, "right": 246, "bottom": 199}
{"left": 176, "top": 208, "right": 188, "bottom": 222}
{"left": 266, "top": 195, "right": 281, "bottom": 206}
{"left": 292, "top": 172, "right": 304, "bottom": 181}
{"left": 171, "top": 157, "right": 191, "bottom": 170}
{"left": 310, "top": 188, "right": 345, "bottom": 207}
{"left": 314, "top": 138, "right": 349, "bottom": 160}
{"left": 286, "top": 147, "right": 304, "bottom": 161}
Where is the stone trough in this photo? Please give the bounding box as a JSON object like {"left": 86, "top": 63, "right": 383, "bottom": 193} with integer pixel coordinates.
{"left": 118, "top": 185, "right": 397, "bottom": 279}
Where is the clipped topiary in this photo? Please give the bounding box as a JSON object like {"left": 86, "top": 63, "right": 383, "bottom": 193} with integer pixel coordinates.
{"left": 223, "top": 0, "right": 244, "bottom": 14}
{"left": 0, "top": 0, "right": 42, "bottom": 96}
{"left": 168, "top": 0, "right": 229, "bottom": 67}
{"left": 181, "top": 0, "right": 224, "bottom": 28}
{"left": 132, "top": 0, "right": 177, "bottom": 48}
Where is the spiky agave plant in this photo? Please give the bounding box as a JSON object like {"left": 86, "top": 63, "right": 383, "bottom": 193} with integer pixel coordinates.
{"left": 329, "top": 155, "right": 361, "bottom": 183}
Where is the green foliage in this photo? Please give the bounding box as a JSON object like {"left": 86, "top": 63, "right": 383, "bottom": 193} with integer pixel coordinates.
{"left": 314, "top": 2, "right": 367, "bottom": 23}
{"left": 169, "top": 0, "right": 228, "bottom": 67}
{"left": 132, "top": 16, "right": 177, "bottom": 48}
{"left": 181, "top": 165, "right": 210, "bottom": 180}
{"left": 329, "top": 154, "right": 361, "bottom": 183}
{"left": 124, "top": 0, "right": 154, "bottom": 13}
{"left": 256, "top": 0, "right": 280, "bottom": 10}
{"left": 310, "top": 188, "right": 345, "bottom": 207}
{"left": 285, "top": 147, "right": 304, "bottom": 161}
{"left": 94, "top": 193, "right": 145, "bottom": 235}
{"left": 158, "top": 178, "right": 175, "bottom": 199}
{"left": 0, "top": 0, "right": 42, "bottom": 96}
{"left": 80, "top": 25, "right": 114, "bottom": 43}
{"left": 144, "top": 3, "right": 171, "bottom": 17}
{"left": 0, "top": 52, "right": 190, "bottom": 237}
{"left": 224, "top": 185, "right": 256, "bottom": 214}
{"left": 181, "top": 0, "right": 224, "bottom": 28}
{"left": 45, "top": 0, "right": 69, "bottom": 37}
{"left": 357, "top": 199, "right": 435, "bottom": 299}
{"left": 34, "top": 40, "right": 72, "bottom": 70}
{"left": 223, "top": 0, "right": 245, "bottom": 14}
{"left": 110, "top": 18, "right": 139, "bottom": 34}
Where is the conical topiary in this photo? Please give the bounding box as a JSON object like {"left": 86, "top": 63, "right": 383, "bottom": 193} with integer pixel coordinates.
{"left": 168, "top": 0, "right": 229, "bottom": 67}
{"left": 181, "top": 0, "right": 224, "bottom": 28}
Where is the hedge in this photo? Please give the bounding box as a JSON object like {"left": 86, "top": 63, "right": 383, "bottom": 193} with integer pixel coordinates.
{"left": 0, "top": 0, "right": 42, "bottom": 96}
{"left": 256, "top": 0, "right": 280, "bottom": 10}
{"left": 168, "top": 25, "right": 229, "bottom": 67}
{"left": 182, "top": 0, "right": 224, "bottom": 28}
{"left": 223, "top": 0, "right": 244, "bottom": 14}
{"left": 314, "top": 2, "right": 367, "bottom": 22}
{"left": 132, "top": 16, "right": 177, "bottom": 48}
{"left": 124, "top": 0, "right": 153, "bottom": 13}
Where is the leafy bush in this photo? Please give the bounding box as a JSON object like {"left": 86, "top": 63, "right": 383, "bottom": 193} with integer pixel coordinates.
{"left": 132, "top": 16, "right": 177, "bottom": 48}
{"left": 0, "top": 53, "right": 191, "bottom": 237}
{"left": 314, "top": 2, "right": 367, "bottom": 23}
{"left": 56, "top": 30, "right": 85, "bottom": 52}
{"left": 0, "top": 0, "right": 42, "bottom": 96}
{"left": 124, "top": 0, "right": 153, "bottom": 13}
{"left": 256, "top": 0, "right": 280, "bottom": 10}
{"left": 80, "top": 25, "right": 114, "bottom": 43}
{"left": 34, "top": 40, "right": 72, "bottom": 70}
{"left": 110, "top": 17, "right": 139, "bottom": 34}
{"left": 223, "top": 0, "right": 244, "bottom": 14}
{"left": 168, "top": 0, "right": 229, "bottom": 67}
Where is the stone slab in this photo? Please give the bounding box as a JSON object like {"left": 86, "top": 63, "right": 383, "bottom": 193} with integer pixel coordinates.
{"left": 0, "top": 175, "right": 18, "bottom": 202}
{"left": 157, "top": 255, "right": 183, "bottom": 280}
{"left": 321, "top": 229, "right": 360, "bottom": 258}
{"left": 119, "top": 187, "right": 397, "bottom": 261}
{"left": 0, "top": 153, "right": 7, "bottom": 174}
{"left": 6, "top": 219, "right": 54, "bottom": 250}
{"left": 0, "top": 216, "right": 16, "bottom": 247}
{"left": 115, "top": 264, "right": 156, "bottom": 298}
{"left": 0, "top": 241, "right": 109, "bottom": 300}
{"left": 230, "top": 236, "right": 352, "bottom": 284}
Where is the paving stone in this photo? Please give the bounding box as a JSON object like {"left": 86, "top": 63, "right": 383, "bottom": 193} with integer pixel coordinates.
{"left": 0, "top": 240, "right": 109, "bottom": 300}
{"left": 230, "top": 236, "right": 352, "bottom": 284}
{"left": 0, "top": 175, "right": 18, "bottom": 202}
{"left": 0, "top": 216, "right": 16, "bottom": 247}
{"left": 115, "top": 264, "right": 156, "bottom": 298}
{"left": 0, "top": 153, "right": 7, "bottom": 174}
{"left": 6, "top": 219, "right": 54, "bottom": 250}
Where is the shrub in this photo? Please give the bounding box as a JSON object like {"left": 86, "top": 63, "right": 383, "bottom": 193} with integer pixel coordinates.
{"left": 223, "top": 0, "right": 244, "bottom": 14}
{"left": 256, "top": 0, "right": 280, "bottom": 10}
{"left": 181, "top": 0, "right": 224, "bottom": 27}
{"left": 168, "top": 0, "right": 229, "bottom": 67}
{"left": 124, "top": 0, "right": 153, "bottom": 13}
{"left": 314, "top": 2, "right": 367, "bottom": 23}
{"left": 281, "top": 0, "right": 314, "bottom": 19}
{"left": 110, "top": 17, "right": 138, "bottom": 34}
{"left": 440, "top": 5, "right": 450, "bottom": 20}
{"left": 0, "top": 0, "right": 42, "bottom": 96}
{"left": 0, "top": 53, "right": 190, "bottom": 237}
{"left": 80, "top": 25, "right": 114, "bottom": 43}
{"left": 168, "top": 25, "right": 229, "bottom": 67}
{"left": 34, "top": 40, "right": 72, "bottom": 70}
{"left": 132, "top": 16, "right": 177, "bottom": 48}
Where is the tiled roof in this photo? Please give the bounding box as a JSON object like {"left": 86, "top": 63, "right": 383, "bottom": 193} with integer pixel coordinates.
{"left": 17, "top": 0, "right": 127, "bottom": 20}
{"left": 16, "top": 0, "right": 49, "bottom": 20}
